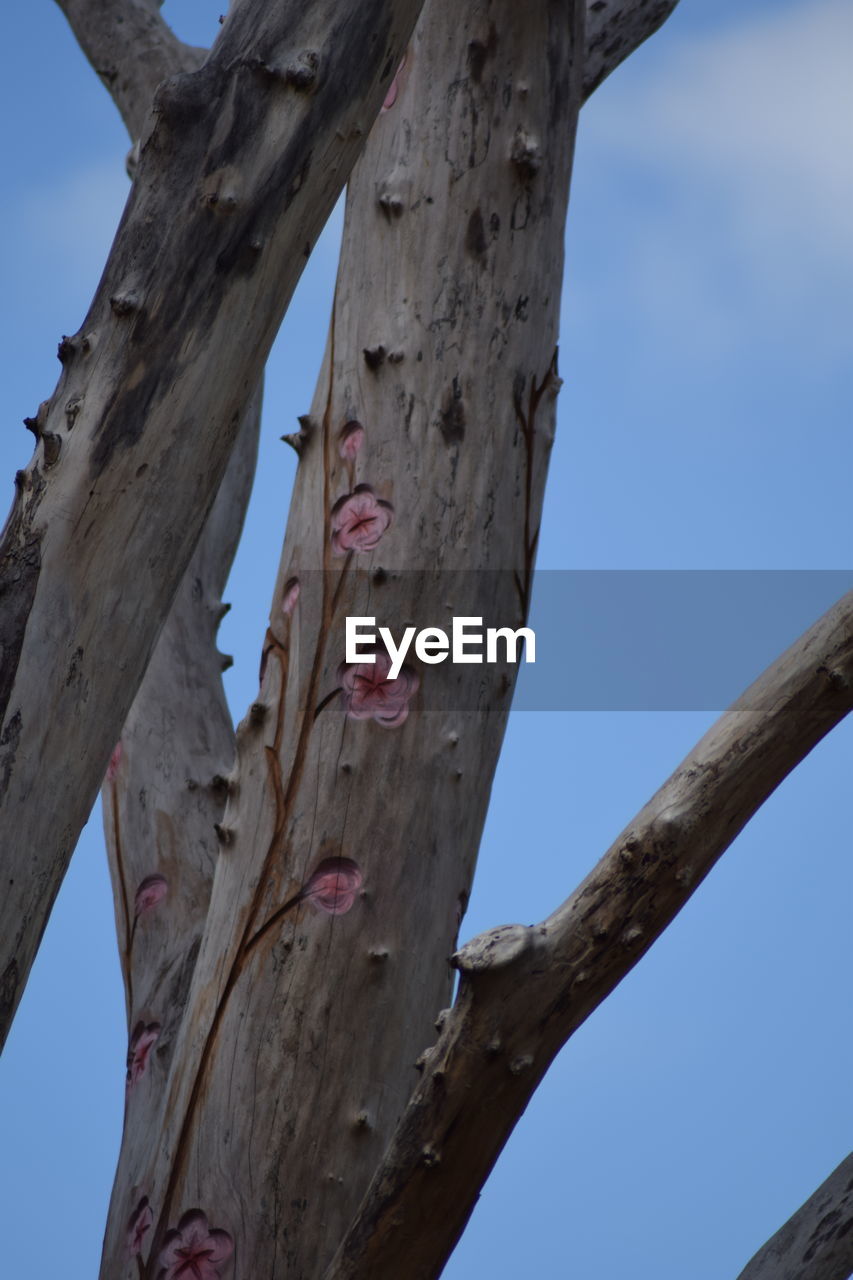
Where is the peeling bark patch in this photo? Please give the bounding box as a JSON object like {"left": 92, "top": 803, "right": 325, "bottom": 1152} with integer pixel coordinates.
{"left": 465, "top": 208, "right": 487, "bottom": 259}
{"left": 438, "top": 378, "right": 466, "bottom": 444}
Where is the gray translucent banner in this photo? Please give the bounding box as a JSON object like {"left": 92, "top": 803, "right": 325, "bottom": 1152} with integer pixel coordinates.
{"left": 324, "top": 570, "right": 853, "bottom": 711}
{"left": 515, "top": 570, "right": 853, "bottom": 710}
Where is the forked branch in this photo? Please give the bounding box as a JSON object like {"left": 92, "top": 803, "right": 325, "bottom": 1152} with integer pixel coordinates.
{"left": 54, "top": 0, "right": 205, "bottom": 138}
{"left": 325, "top": 590, "right": 853, "bottom": 1280}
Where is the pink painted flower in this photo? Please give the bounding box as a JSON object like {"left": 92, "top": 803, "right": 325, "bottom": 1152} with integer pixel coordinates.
{"left": 157, "top": 1209, "right": 234, "bottom": 1280}
{"left": 126, "top": 1021, "right": 161, "bottom": 1091}
{"left": 338, "top": 420, "right": 364, "bottom": 460}
{"left": 281, "top": 576, "right": 300, "bottom": 615}
{"left": 127, "top": 1196, "right": 153, "bottom": 1258}
{"left": 135, "top": 874, "right": 168, "bottom": 917}
{"left": 339, "top": 652, "right": 419, "bottom": 727}
{"left": 381, "top": 56, "right": 406, "bottom": 111}
{"left": 301, "top": 857, "right": 362, "bottom": 915}
{"left": 106, "top": 741, "right": 123, "bottom": 783}
{"left": 330, "top": 485, "right": 393, "bottom": 555}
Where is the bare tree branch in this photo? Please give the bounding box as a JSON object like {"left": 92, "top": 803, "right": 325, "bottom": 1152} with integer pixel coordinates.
{"left": 54, "top": 0, "right": 205, "bottom": 139}
{"left": 0, "top": 0, "right": 426, "bottom": 1051}
{"left": 99, "top": 389, "right": 259, "bottom": 1241}
{"left": 737, "top": 1153, "right": 853, "bottom": 1280}
{"left": 324, "top": 590, "right": 853, "bottom": 1280}
{"left": 583, "top": 0, "right": 680, "bottom": 99}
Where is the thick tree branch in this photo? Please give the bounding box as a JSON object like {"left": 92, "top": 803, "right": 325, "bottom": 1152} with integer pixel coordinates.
{"left": 54, "top": 0, "right": 205, "bottom": 139}
{"left": 737, "top": 1153, "right": 853, "bottom": 1280}
{"left": 583, "top": 0, "right": 680, "bottom": 99}
{"left": 0, "top": 0, "right": 425, "bottom": 1050}
{"left": 99, "top": 0, "right": 591, "bottom": 1272}
{"left": 100, "top": 388, "right": 260, "bottom": 1258}
{"left": 325, "top": 590, "right": 853, "bottom": 1280}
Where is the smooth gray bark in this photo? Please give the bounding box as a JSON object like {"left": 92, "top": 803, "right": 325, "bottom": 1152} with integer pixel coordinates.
{"left": 99, "top": 0, "right": 585, "bottom": 1273}
{"left": 0, "top": 0, "right": 425, "bottom": 1050}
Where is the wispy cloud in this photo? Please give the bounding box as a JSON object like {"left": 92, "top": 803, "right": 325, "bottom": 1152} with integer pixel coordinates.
{"left": 569, "top": 0, "right": 853, "bottom": 361}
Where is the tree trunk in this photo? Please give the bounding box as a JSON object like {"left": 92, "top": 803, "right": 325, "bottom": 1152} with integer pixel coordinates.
{"left": 99, "top": 0, "right": 583, "bottom": 1273}
{"left": 0, "top": 0, "right": 424, "bottom": 1049}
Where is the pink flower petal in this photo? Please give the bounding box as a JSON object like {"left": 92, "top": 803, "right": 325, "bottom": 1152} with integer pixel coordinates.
{"left": 302, "top": 857, "right": 362, "bottom": 916}
{"left": 158, "top": 1210, "right": 233, "bottom": 1280}
{"left": 205, "top": 1230, "right": 235, "bottom": 1265}
{"left": 135, "top": 873, "right": 168, "bottom": 916}
{"left": 338, "top": 654, "right": 419, "bottom": 727}
{"left": 338, "top": 420, "right": 365, "bottom": 460}
{"left": 330, "top": 486, "right": 393, "bottom": 555}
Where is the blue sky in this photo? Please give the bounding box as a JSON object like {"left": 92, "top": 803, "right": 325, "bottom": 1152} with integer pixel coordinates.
{"left": 1, "top": 1, "right": 851, "bottom": 1277}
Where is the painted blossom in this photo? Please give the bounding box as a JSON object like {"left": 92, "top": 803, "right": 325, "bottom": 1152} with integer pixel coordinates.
{"left": 339, "top": 652, "right": 419, "bottom": 727}
{"left": 330, "top": 485, "right": 393, "bottom": 555}
{"left": 381, "top": 56, "right": 406, "bottom": 111}
{"left": 157, "top": 1209, "right": 234, "bottom": 1280}
{"left": 281, "top": 576, "right": 300, "bottom": 615}
{"left": 126, "top": 1021, "right": 160, "bottom": 1091}
{"left": 338, "top": 420, "right": 364, "bottom": 461}
{"left": 134, "top": 874, "right": 168, "bottom": 917}
{"left": 106, "top": 741, "right": 123, "bottom": 783}
{"left": 127, "top": 1196, "right": 153, "bottom": 1258}
{"left": 301, "top": 857, "right": 363, "bottom": 916}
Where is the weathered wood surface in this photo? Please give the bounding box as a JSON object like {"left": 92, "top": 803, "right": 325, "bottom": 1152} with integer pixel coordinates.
{"left": 582, "top": 0, "right": 680, "bottom": 98}
{"left": 54, "top": 0, "right": 206, "bottom": 138}
{"left": 101, "top": 391, "right": 260, "bottom": 1261}
{"left": 736, "top": 1153, "right": 853, "bottom": 1280}
{"left": 0, "top": 0, "right": 425, "bottom": 1050}
{"left": 101, "top": 0, "right": 584, "bottom": 1274}
{"left": 324, "top": 591, "right": 853, "bottom": 1279}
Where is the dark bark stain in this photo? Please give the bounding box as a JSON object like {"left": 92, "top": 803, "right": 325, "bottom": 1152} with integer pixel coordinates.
{"left": 89, "top": 4, "right": 394, "bottom": 480}
{"left": 0, "top": 710, "right": 22, "bottom": 798}
{"left": 0, "top": 957, "right": 19, "bottom": 1046}
{"left": 465, "top": 208, "right": 487, "bottom": 259}
{"left": 0, "top": 489, "right": 42, "bottom": 737}
{"left": 466, "top": 23, "right": 498, "bottom": 83}
{"left": 438, "top": 378, "right": 466, "bottom": 445}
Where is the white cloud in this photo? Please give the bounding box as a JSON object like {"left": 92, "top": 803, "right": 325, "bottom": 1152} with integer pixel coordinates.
{"left": 572, "top": 0, "right": 853, "bottom": 359}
